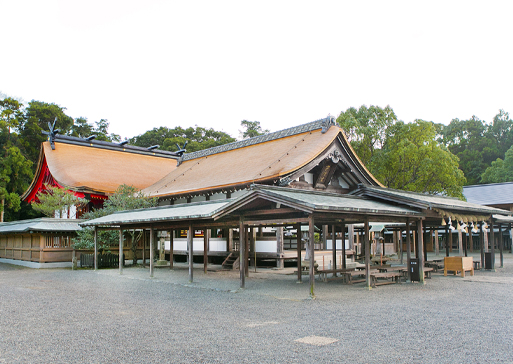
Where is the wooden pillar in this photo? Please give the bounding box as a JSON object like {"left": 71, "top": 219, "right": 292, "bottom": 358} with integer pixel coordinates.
{"left": 449, "top": 229, "right": 453, "bottom": 254}
{"left": 490, "top": 218, "right": 495, "bottom": 270}
{"left": 463, "top": 229, "right": 468, "bottom": 257}
{"left": 149, "top": 226, "right": 154, "bottom": 278}
{"left": 322, "top": 225, "right": 328, "bottom": 250}
{"left": 393, "top": 230, "right": 398, "bottom": 256}
{"left": 435, "top": 229, "right": 439, "bottom": 256}
{"left": 510, "top": 223, "right": 513, "bottom": 254}
{"left": 142, "top": 229, "right": 146, "bottom": 268}
{"left": 296, "top": 223, "right": 302, "bottom": 283}
{"left": 348, "top": 224, "right": 354, "bottom": 250}
{"left": 468, "top": 230, "right": 473, "bottom": 257}
{"left": 341, "top": 222, "right": 346, "bottom": 269}
{"left": 169, "top": 230, "right": 174, "bottom": 270}
{"left": 480, "top": 222, "right": 485, "bottom": 269}
{"left": 250, "top": 227, "right": 256, "bottom": 271}
{"left": 499, "top": 223, "right": 504, "bottom": 268}
{"left": 406, "top": 218, "right": 411, "bottom": 281}
{"left": 239, "top": 219, "right": 245, "bottom": 289}
{"left": 364, "top": 218, "right": 371, "bottom": 289}
{"left": 418, "top": 219, "right": 425, "bottom": 284}
{"left": 309, "top": 215, "right": 315, "bottom": 299}
{"left": 423, "top": 227, "right": 428, "bottom": 262}
{"left": 245, "top": 226, "right": 249, "bottom": 277}
{"left": 458, "top": 228, "right": 463, "bottom": 255}
{"left": 228, "top": 228, "right": 233, "bottom": 252}
{"left": 203, "top": 229, "right": 208, "bottom": 274}
{"left": 331, "top": 225, "right": 336, "bottom": 270}
{"left": 399, "top": 228, "right": 403, "bottom": 265}
{"left": 445, "top": 225, "right": 449, "bottom": 257}
{"left": 276, "top": 227, "right": 284, "bottom": 269}
{"left": 94, "top": 226, "right": 98, "bottom": 271}
{"left": 188, "top": 225, "right": 193, "bottom": 282}
{"left": 119, "top": 229, "right": 123, "bottom": 274}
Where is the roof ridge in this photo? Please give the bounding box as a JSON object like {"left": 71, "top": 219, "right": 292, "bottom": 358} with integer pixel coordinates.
{"left": 182, "top": 116, "right": 337, "bottom": 161}
{"left": 359, "top": 184, "right": 462, "bottom": 201}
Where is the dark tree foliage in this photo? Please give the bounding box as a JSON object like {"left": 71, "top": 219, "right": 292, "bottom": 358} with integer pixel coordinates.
{"left": 129, "top": 126, "right": 236, "bottom": 153}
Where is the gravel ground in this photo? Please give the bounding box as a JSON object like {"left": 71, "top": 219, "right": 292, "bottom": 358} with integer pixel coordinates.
{"left": 1, "top": 252, "right": 512, "bottom": 364}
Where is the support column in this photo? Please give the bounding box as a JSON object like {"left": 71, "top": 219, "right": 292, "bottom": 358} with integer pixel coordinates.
{"left": 341, "top": 222, "right": 346, "bottom": 270}
{"left": 309, "top": 215, "right": 315, "bottom": 299}
{"left": 480, "top": 222, "right": 485, "bottom": 270}
{"left": 490, "top": 218, "right": 495, "bottom": 270}
{"left": 418, "top": 220, "right": 425, "bottom": 284}
{"left": 296, "top": 223, "right": 302, "bottom": 283}
{"left": 94, "top": 226, "right": 98, "bottom": 271}
{"left": 331, "top": 225, "right": 336, "bottom": 270}
{"left": 348, "top": 224, "right": 354, "bottom": 250}
{"left": 468, "top": 230, "right": 473, "bottom": 257}
{"left": 364, "top": 218, "right": 371, "bottom": 289}
{"left": 449, "top": 229, "right": 453, "bottom": 254}
{"left": 458, "top": 228, "right": 463, "bottom": 255}
{"left": 149, "top": 226, "right": 154, "bottom": 278}
{"left": 423, "top": 227, "right": 428, "bottom": 262}
{"left": 276, "top": 226, "right": 284, "bottom": 269}
{"left": 228, "top": 228, "right": 233, "bottom": 252}
{"left": 445, "top": 225, "right": 450, "bottom": 257}
{"left": 119, "top": 229, "right": 123, "bottom": 274}
{"left": 406, "top": 218, "right": 411, "bottom": 282}
{"left": 435, "top": 229, "right": 439, "bottom": 256}
{"left": 463, "top": 230, "right": 468, "bottom": 257}
{"left": 142, "top": 230, "right": 146, "bottom": 268}
{"left": 499, "top": 223, "right": 504, "bottom": 268}
{"left": 239, "top": 219, "right": 245, "bottom": 289}
{"left": 399, "top": 228, "right": 404, "bottom": 265}
{"left": 203, "top": 229, "right": 208, "bottom": 274}
{"left": 322, "top": 225, "right": 328, "bottom": 250}
{"left": 245, "top": 226, "right": 249, "bottom": 277}
{"left": 169, "top": 230, "right": 174, "bottom": 270}
{"left": 188, "top": 225, "right": 193, "bottom": 282}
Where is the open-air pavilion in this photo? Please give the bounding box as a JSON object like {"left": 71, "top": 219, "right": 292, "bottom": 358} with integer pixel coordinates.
{"left": 81, "top": 184, "right": 509, "bottom": 297}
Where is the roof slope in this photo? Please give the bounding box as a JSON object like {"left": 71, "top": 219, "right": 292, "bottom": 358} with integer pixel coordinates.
{"left": 352, "top": 185, "right": 509, "bottom": 216}
{"left": 142, "top": 118, "right": 381, "bottom": 198}
{"left": 463, "top": 182, "right": 513, "bottom": 205}
{"left": 0, "top": 218, "right": 83, "bottom": 234}
{"left": 23, "top": 140, "right": 179, "bottom": 199}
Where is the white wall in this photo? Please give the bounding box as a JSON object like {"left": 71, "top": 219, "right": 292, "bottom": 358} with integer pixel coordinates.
{"left": 326, "top": 239, "right": 349, "bottom": 250}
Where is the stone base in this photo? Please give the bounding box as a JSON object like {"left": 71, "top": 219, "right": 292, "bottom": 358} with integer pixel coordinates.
{"left": 156, "top": 260, "right": 168, "bottom": 266}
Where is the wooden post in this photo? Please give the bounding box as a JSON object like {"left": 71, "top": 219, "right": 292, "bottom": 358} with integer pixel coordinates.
{"left": 203, "top": 229, "right": 208, "bottom": 274}
{"left": 251, "top": 227, "right": 257, "bottom": 273}
{"left": 142, "top": 229, "right": 146, "bottom": 268}
{"left": 119, "top": 229, "right": 123, "bottom": 274}
{"left": 322, "top": 225, "right": 328, "bottom": 250}
{"left": 331, "top": 225, "right": 336, "bottom": 270}
{"left": 418, "top": 220, "right": 425, "bottom": 284}
{"left": 458, "top": 228, "right": 463, "bottom": 255}
{"left": 348, "top": 224, "right": 354, "bottom": 250}
{"left": 228, "top": 228, "right": 233, "bottom": 252}
{"left": 510, "top": 223, "right": 513, "bottom": 254}
{"left": 469, "top": 227, "right": 474, "bottom": 252}
{"left": 94, "top": 226, "right": 98, "bottom": 271}
{"left": 449, "top": 228, "right": 453, "bottom": 254}
{"left": 435, "top": 229, "right": 439, "bottom": 256}
{"left": 245, "top": 226, "right": 249, "bottom": 277}
{"left": 239, "top": 218, "right": 245, "bottom": 289}
{"left": 499, "top": 223, "right": 503, "bottom": 268}
{"left": 445, "top": 225, "right": 449, "bottom": 257}
{"left": 423, "top": 227, "right": 428, "bottom": 262}
{"left": 296, "top": 223, "right": 302, "bottom": 283}
{"left": 406, "top": 218, "right": 411, "bottom": 281}
{"left": 276, "top": 227, "right": 284, "bottom": 269}
{"left": 364, "top": 218, "right": 371, "bottom": 289}
{"left": 393, "top": 230, "right": 398, "bottom": 256}
{"left": 309, "top": 215, "right": 315, "bottom": 298}
{"left": 188, "top": 225, "right": 193, "bottom": 282}
{"left": 490, "top": 218, "right": 495, "bottom": 270}
{"left": 480, "top": 222, "right": 485, "bottom": 270}
{"left": 341, "top": 222, "right": 346, "bottom": 269}
{"left": 149, "top": 226, "right": 154, "bottom": 278}
{"left": 169, "top": 230, "right": 174, "bottom": 270}
{"left": 399, "top": 228, "right": 403, "bottom": 265}
{"left": 463, "top": 230, "right": 468, "bottom": 257}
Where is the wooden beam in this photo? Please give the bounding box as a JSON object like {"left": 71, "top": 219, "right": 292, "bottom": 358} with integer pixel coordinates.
{"left": 243, "top": 208, "right": 297, "bottom": 216}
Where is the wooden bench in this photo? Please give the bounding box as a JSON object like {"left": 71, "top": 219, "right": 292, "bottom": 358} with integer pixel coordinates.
{"left": 370, "top": 272, "right": 403, "bottom": 287}
{"left": 343, "top": 269, "right": 378, "bottom": 284}
{"left": 423, "top": 266, "right": 434, "bottom": 279}
{"left": 425, "top": 261, "right": 444, "bottom": 272}
{"left": 444, "top": 256, "right": 474, "bottom": 277}
{"left": 317, "top": 268, "right": 355, "bottom": 282}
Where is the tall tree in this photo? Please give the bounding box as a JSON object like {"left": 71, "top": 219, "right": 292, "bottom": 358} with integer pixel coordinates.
{"left": 336, "top": 105, "right": 397, "bottom": 168}
{"left": 373, "top": 120, "right": 466, "bottom": 198}
{"left": 480, "top": 145, "right": 513, "bottom": 183}
{"left": 239, "top": 120, "right": 270, "bottom": 139}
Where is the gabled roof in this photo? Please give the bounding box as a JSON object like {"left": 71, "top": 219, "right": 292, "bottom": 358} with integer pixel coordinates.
{"left": 0, "top": 218, "right": 83, "bottom": 234}
{"left": 141, "top": 118, "right": 382, "bottom": 198}
{"left": 351, "top": 185, "right": 509, "bottom": 217}
{"left": 463, "top": 182, "right": 513, "bottom": 206}
{"left": 22, "top": 136, "right": 180, "bottom": 201}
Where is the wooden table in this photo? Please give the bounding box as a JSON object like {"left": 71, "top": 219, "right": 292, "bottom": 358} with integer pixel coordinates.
{"left": 317, "top": 268, "right": 355, "bottom": 282}
{"left": 370, "top": 272, "right": 404, "bottom": 287}
{"left": 342, "top": 269, "right": 378, "bottom": 284}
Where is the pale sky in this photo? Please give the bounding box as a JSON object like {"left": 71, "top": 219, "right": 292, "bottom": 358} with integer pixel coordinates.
{"left": 2, "top": 1, "right": 513, "bottom": 141}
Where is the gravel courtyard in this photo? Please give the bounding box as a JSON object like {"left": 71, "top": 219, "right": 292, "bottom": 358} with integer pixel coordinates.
{"left": 1, "top": 252, "right": 512, "bottom": 364}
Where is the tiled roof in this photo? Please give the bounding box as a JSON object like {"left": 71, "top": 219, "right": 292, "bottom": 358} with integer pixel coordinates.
{"left": 0, "top": 218, "right": 82, "bottom": 234}
{"left": 182, "top": 117, "right": 336, "bottom": 161}
{"left": 463, "top": 182, "right": 513, "bottom": 206}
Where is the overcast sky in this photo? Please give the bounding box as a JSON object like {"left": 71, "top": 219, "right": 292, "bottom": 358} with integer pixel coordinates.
{"left": 2, "top": 1, "right": 512, "bottom": 141}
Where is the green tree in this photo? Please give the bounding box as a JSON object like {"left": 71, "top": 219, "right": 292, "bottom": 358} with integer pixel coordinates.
{"left": 336, "top": 105, "right": 397, "bottom": 168}
{"left": 130, "top": 126, "right": 236, "bottom": 153}
{"left": 32, "top": 184, "right": 87, "bottom": 218}
{"left": 0, "top": 97, "right": 23, "bottom": 141}
{"left": 239, "top": 120, "right": 269, "bottom": 139}
{"left": 70, "top": 117, "right": 93, "bottom": 138}
{"left": 373, "top": 120, "right": 466, "bottom": 198}
{"left": 480, "top": 145, "right": 513, "bottom": 183}
{"left": 75, "top": 185, "right": 158, "bottom": 259}
{"left": 0, "top": 146, "right": 33, "bottom": 221}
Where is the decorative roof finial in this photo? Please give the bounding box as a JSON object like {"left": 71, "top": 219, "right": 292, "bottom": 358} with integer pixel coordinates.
{"left": 41, "top": 117, "right": 59, "bottom": 150}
